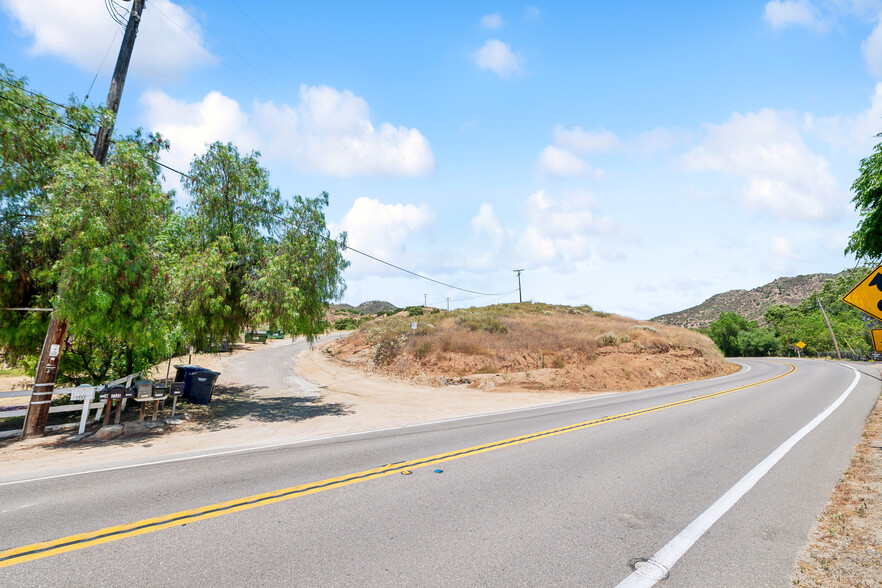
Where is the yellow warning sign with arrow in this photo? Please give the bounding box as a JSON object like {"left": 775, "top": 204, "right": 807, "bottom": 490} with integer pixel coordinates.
{"left": 796, "top": 341, "right": 806, "bottom": 349}
{"left": 842, "top": 265, "right": 882, "bottom": 322}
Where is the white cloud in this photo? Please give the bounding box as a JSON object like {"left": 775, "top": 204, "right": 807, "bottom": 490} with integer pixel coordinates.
{"left": 517, "top": 189, "right": 618, "bottom": 267}
{"left": 480, "top": 13, "right": 504, "bottom": 29}
{"left": 524, "top": 6, "right": 541, "bottom": 21}
{"left": 336, "top": 198, "right": 435, "bottom": 275}
{"left": 474, "top": 39, "right": 523, "bottom": 79}
{"left": 804, "top": 82, "right": 882, "bottom": 152}
{"left": 536, "top": 146, "right": 605, "bottom": 178}
{"left": 141, "top": 85, "right": 435, "bottom": 178}
{"left": 0, "top": 0, "right": 215, "bottom": 81}
{"left": 771, "top": 235, "right": 803, "bottom": 259}
{"left": 470, "top": 203, "right": 505, "bottom": 247}
{"left": 763, "top": 0, "right": 825, "bottom": 30}
{"left": 683, "top": 109, "right": 845, "bottom": 222}
{"left": 633, "top": 127, "right": 684, "bottom": 155}
{"left": 552, "top": 125, "right": 621, "bottom": 153}
{"left": 863, "top": 19, "right": 882, "bottom": 77}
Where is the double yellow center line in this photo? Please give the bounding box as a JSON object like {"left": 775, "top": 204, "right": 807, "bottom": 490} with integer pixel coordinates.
{"left": 0, "top": 362, "right": 795, "bottom": 568}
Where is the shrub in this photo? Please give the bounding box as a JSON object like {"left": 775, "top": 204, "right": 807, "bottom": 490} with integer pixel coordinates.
{"left": 596, "top": 332, "right": 630, "bottom": 347}
{"left": 334, "top": 317, "right": 359, "bottom": 330}
{"left": 405, "top": 306, "right": 424, "bottom": 316}
{"left": 455, "top": 314, "right": 508, "bottom": 334}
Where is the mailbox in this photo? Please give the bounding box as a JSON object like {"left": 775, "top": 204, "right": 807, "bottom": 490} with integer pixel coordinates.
{"left": 169, "top": 382, "right": 185, "bottom": 396}
{"left": 133, "top": 380, "right": 153, "bottom": 400}
{"left": 99, "top": 386, "right": 127, "bottom": 400}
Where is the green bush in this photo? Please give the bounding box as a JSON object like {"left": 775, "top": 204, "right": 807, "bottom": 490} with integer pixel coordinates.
{"left": 406, "top": 306, "right": 424, "bottom": 316}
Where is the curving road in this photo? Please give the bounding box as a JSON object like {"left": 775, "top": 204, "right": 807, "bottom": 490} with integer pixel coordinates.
{"left": 0, "top": 358, "right": 878, "bottom": 586}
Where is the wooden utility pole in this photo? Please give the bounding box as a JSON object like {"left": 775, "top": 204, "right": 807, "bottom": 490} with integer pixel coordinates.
{"left": 21, "top": 0, "right": 146, "bottom": 439}
{"left": 93, "top": 0, "right": 145, "bottom": 165}
{"left": 817, "top": 298, "right": 843, "bottom": 360}
{"left": 514, "top": 269, "right": 524, "bottom": 303}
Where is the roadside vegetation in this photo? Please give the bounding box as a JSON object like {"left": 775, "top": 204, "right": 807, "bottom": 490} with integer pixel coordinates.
{"left": 0, "top": 66, "right": 347, "bottom": 386}
{"left": 329, "top": 302, "right": 735, "bottom": 392}
{"left": 702, "top": 268, "right": 879, "bottom": 358}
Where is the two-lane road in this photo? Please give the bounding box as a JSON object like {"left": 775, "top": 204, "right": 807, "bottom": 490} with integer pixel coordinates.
{"left": 1, "top": 358, "right": 878, "bottom": 586}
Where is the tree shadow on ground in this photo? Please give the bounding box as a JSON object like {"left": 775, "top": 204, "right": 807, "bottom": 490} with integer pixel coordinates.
{"left": 185, "top": 385, "right": 352, "bottom": 432}
{"left": 0, "top": 384, "right": 352, "bottom": 449}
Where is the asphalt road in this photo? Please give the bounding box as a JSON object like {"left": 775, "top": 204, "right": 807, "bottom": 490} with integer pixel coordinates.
{"left": 0, "top": 358, "right": 878, "bottom": 587}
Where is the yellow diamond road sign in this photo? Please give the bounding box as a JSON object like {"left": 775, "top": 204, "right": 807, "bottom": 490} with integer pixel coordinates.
{"left": 873, "top": 329, "right": 882, "bottom": 353}
{"left": 796, "top": 341, "right": 806, "bottom": 349}
{"left": 842, "top": 264, "right": 882, "bottom": 322}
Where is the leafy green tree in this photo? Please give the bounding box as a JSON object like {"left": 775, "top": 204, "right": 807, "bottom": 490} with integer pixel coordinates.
{"left": 177, "top": 142, "right": 348, "bottom": 347}
{"left": 847, "top": 136, "right": 882, "bottom": 260}
{"left": 736, "top": 327, "right": 779, "bottom": 356}
{"left": 707, "top": 312, "right": 753, "bottom": 356}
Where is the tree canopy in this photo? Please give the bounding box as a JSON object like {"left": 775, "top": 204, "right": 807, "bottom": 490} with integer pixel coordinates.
{"left": 0, "top": 66, "right": 348, "bottom": 383}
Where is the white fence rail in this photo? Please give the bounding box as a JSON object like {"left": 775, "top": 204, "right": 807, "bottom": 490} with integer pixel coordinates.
{"left": 0, "top": 372, "right": 142, "bottom": 438}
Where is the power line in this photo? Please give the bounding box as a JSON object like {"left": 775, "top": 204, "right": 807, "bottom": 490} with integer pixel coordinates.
{"left": 0, "top": 87, "right": 511, "bottom": 298}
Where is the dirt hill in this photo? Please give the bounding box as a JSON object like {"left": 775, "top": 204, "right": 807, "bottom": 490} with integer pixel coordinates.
{"left": 326, "top": 302, "right": 736, "bottom": 394}
{"left": 652, "top": 271, "right": 850, "bottom": 330}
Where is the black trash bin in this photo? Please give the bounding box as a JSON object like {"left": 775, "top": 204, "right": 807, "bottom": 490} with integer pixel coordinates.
{"left": 187, "top": 370, "right": 220, "bottom": 405}
{"left": 173, "top": 365, "right": 209, "bottom": 398}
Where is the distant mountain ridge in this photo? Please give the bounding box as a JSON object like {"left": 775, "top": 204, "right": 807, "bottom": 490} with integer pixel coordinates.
{"left": 331, "top": 300, "right": 398, "bottom": 315}
{"left": 652, "top": 270, "right": 850, "bottom": 330}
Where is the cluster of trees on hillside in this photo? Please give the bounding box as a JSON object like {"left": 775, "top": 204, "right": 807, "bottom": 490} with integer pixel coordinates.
{"left": 704, "top": 269, "right": 878, "bottom": 357}
{"left": 0, "top": 66, "right": 348, "bottom": 383}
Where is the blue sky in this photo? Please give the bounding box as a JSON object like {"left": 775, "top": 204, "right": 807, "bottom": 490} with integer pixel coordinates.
{"left": 1, "top": 1, "right": 880, "bottom": 318}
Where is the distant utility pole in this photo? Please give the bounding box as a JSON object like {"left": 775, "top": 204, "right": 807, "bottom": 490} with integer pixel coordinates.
{"left": 21, "top": 0, "right": 146, "bottom": 440}
{"left": 817, "top": 298, "right": 842, "bottom": 360}
{"left": 446, "top": 297, "right": 450, "bottom": 312}
{"left": 423, "top": 294, "right": 427, "bottom": 307}
{"left": 514, "top": 269, "right": 524, "bottom": 303}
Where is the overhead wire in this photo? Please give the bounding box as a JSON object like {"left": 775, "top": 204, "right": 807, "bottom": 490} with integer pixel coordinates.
{"left": 0, "top": 89, "right": 514, "bottom": 299}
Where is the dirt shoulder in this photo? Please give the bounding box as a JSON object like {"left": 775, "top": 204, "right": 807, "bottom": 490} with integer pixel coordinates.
{"left": 793, "top": 390, "right": 882, "bottom": 586}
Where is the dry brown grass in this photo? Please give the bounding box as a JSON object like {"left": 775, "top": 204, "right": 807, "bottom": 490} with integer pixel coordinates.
{"left": 330, "top": 303, "right": 734, "bottom": 392}
{"left": 793, "top": 395, "right": 882, "bottom": 586}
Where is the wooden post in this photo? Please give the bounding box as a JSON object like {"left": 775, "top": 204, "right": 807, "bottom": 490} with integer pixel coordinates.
{"left": 93, "top": 0, "right": 145, "bottom": 164}
{"left": 20, "top": 317, "right": 67, "bottom": 439}
{"left": 21, "top": 0, "right": 146, "bottom": 438}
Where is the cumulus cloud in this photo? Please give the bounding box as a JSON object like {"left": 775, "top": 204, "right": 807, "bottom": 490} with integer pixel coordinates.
{"left": 804, "top": 82, "right": 882, "bottom": 152}
{"left": 763, "top": 0, "right": 825, "bottom": 30}
{"left": 470, "top": 203, "right": 505, "bottom": 247}
{"left": 536, "top": 146, "right": 604, "bottom": 178}
{"left": 336, "top": 198, "right": 435, "bottom": 274}
{"left": 683, "top": 109, "right": 845, "bottom": 222}
{"left": 552, "top": 125, "right": 621, "bottom": 154}
{"left": 0, "top": 0, "right": 215, "bottom": 81}
{"left": 474, "top": 39, "right": 523, "bottom": 79}
{"left": 480, "top": 13, "right": 504, "bottom": 29}
{"left": 517, "top": 189, "right": 618, "bottom": 267}
{"left": 141, "top": 85, "right": 435, "bottom": 177}
{"left": 863, "top": 19, "right": 882, "bottom": 77}
{"left": 535, "top": 126, "right": 618, "bottom": 178}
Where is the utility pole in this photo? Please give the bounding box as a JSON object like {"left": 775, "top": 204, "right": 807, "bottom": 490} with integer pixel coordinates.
{"left": 423, "top": 294, "right": 427, "bottom": 307}
{"left": 93, "top": 0, "right": 145, "bottom": 164}
{"left": 817, "top": 298, "right": 842, "bottom": 360}
{"left": 21, "top": 0, "right": 146, "bottom": 439}
{"left": 446, "top": 297, "right": 450, "bottom": 312}
{"left": 514, "top": 269, "right": 524, "bottom": 303}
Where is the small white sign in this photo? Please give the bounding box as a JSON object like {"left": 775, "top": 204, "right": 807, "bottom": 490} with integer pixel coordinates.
{"left": 411, "top": 322, "right": 418, "bottom": 330}
{"left": 49, "top": 344, "right": 60, "bottom": 357}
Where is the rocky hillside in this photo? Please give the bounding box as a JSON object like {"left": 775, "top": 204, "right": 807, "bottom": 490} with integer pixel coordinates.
{"left": 652, "top": 271, "right": 849, "bottom": 330}
{"left": 331, "top": 300, "right": 398, "bottom": 315}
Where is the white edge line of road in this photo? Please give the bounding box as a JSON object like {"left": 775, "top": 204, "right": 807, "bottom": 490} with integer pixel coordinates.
{"left": 616, "top": 364, "right": 862, "bottom": 588}
{"left": 0, "top": 360, "right": 756, "bottom": 488}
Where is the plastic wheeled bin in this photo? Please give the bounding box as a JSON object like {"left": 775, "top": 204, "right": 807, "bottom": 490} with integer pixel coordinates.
{"left": 187, "top": 370, "right": 220, "bottom": 405}
{"left": 173, "top": 365, "right": 210, "bottom": 399}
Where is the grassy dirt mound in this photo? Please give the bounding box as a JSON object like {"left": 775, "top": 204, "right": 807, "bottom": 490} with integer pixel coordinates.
{"left": 328, "top": 302, "right": 737, "bottom": 393}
